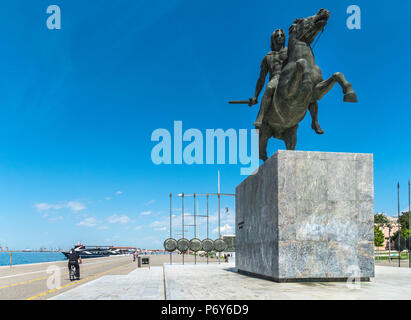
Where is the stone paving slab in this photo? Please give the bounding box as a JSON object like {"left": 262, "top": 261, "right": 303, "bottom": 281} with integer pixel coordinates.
{"left": 50, "top": 267, "right": 164, "bottom": 300}
{"left": 164, "top": 263, "right": 411, "bottom": 300}
{"left": 51, "top": 263, "right": 411, "bottom": 300}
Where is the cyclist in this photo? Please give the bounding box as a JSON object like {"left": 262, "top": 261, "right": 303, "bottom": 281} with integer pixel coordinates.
{"left": 68, "top": 244, "right": 82, "bottom": 280}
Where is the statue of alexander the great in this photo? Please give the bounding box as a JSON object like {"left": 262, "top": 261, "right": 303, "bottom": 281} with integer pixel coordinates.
{"left": 249, "top": 29, "right": 324, "bottom": 135}
{"left": 230, "top": 9, "right": 357, "bottom": 161}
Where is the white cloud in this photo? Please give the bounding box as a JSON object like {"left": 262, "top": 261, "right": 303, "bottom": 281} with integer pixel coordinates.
{"left": 150, "top": 220, "right": 167, "bottom": 228}
{"left": 98, "top": 226, "right": 109, "bottom": 230}
{"left": 105, "top": 197, "right": 112, "bottom": 201}
{"left": 213, "top": 224, "right": 233, "bottom": 235}
{"left": 140, "top": 211, "right": 152, "bottom": 216}
{"left": 49, "top": 216, "right": 63, "bottom": 222}
{"left": 147, "top": 200, "right": 155, "bottom": 205}
{"left": 106, "top": 214, "right": 131, "bottom": 224}
{"left": 34, "top": 203, "right": 64, "bottom": 212}
{"left": 67, "top": 201, "right": 86, "bottom": 212}
{"left": 115, "top": 191, "right": 123, "bottom": 195}
{"left": 77, "top": 217, "right": 98, "bottom": 227}
{"left": 135, "top": 225, "right": 143, "bottom": 230}
{"left": 34, "top": 201, "right": 86, "bottom": 213}
{"left": 155, "top": 227, "right": 167, "bottom": 231}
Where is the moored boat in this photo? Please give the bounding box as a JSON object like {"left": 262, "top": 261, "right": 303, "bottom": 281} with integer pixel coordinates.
{"left": 61, "top": 245, "right": 137, "bottom": 259}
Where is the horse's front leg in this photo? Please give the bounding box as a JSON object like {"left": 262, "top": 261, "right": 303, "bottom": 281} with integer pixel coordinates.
{"left": 282, "top": 125, "right": 298, "bottom": 150}
{"left": 314, "top": 72, "right": 357, "bottom": 102}
{"left": 309, "top": 101, "right": 324, "bottom": 134}
{"left": 259, "top": 123, "right": 272, "bottom": 162}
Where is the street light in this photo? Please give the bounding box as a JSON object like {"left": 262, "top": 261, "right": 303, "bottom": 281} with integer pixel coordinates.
{"left": 408, "top": 179, "right": 410, "bottom": 268}
{"left": 388, "top": 224, "right": 392, "bottom": 262}
{"left": 398, "top": 182, "right": 401, "bottom": 268}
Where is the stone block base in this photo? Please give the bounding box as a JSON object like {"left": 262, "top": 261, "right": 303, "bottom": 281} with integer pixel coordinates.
{"left": 235, "top": 150, "right": 375, "bottom": 281}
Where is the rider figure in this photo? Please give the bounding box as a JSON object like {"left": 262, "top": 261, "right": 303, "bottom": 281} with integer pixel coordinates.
{"left": 68, "top": 243, "right": 82, "bottom": 280}
{"left": 250, "top": 29, "right": 324, "bottom": 134}
{"left": 251, "top": 29, "right": 287, "bottom": 129}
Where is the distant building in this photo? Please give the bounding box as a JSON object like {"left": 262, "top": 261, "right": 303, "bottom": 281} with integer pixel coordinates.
{"left": 222, "top": 235, "right": 235, "bottom": 252}
{"left": 376, "top": 216, "right": 400, "bottom": 249}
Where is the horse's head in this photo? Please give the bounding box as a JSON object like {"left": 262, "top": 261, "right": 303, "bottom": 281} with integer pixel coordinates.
{"left": 289, "top": 8, "right": 330, "bottom": 45}
{"left": 271, "top": 29, "right": 286, "bottom": 51}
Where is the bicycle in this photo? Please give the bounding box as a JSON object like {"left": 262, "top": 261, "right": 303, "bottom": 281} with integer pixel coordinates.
{"left": 69, "top": 264, "right": 78, "bottom": 281}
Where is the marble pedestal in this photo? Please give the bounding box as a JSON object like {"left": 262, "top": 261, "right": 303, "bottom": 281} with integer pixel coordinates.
{"left": 235, "top": 150, "right": 375, "bottom": 282}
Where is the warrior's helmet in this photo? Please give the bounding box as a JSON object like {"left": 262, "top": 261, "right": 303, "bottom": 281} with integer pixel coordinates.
{"left": 271, "top": 29, "right": 285, "bottom": 51}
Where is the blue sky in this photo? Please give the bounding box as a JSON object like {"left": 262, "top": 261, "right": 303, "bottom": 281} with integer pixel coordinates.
{"left": 0, "top": 0, "right": 410, "bottom": 250}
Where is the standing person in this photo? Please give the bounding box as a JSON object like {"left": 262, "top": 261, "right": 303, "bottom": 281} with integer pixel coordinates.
{"left": 133, "top": 251, "right": 136, "bottom": 262}
{"left": 68, "top": 244, "right": 82, "bottom": 280}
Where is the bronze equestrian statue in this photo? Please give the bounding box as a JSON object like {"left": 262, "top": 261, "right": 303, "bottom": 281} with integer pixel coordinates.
{"left": 231, "top": 9, "right": 357, "bottom": 161}
{"left": 250, "top": 29, "right": 324, "bottom": 136}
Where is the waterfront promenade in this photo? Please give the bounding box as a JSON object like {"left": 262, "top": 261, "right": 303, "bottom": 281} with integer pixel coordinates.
{"left": 2, "top": 255, "right": 411, "bottom": 300}
{"left": 51, "top": 261, "right": 411, "bottom": 300}
{"left": 0, "top": 254, "right": 208, "bottom": 300}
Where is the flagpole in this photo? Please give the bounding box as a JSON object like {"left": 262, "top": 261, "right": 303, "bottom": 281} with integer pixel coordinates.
{"left": 218, "top": 170, "right": 221, "bottom": 264}
{"left": 408, "top": 180, "right": 410, "bottom": 268}
{"left": 398, "top": 182, "right": 401, "bottom": 268}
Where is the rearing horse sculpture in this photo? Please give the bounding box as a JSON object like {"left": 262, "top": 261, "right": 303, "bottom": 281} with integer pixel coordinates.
{"left": 259, "top": 9, "right": 357, "bottom": 161}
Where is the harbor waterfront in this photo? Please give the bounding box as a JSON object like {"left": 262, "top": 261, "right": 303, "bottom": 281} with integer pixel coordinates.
{"left": 0, "top": 252, "right": 65, "bottom": 267}
{"left": 1, "top": 252, "right": 410, "bottom": 300}
{"left": 0, "top": 250, "right": 170, "bottom": 267}
{"left": 0, "top": 254, "right": 208, "bottom": 300}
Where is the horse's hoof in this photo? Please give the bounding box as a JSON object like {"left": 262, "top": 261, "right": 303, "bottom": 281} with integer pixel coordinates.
{"left": 344, "top": 91, "right": 358, "bottom": 103}
{"left": 314, "top": 127, "right": 325, "bottom": 134}
{"left": 311, "top": 122, "right": 324, "bottom": 134}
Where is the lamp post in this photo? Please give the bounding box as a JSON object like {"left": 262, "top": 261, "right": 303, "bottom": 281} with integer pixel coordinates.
{"left": 182, "top": 192, "right": 185, "bottom": 265}
{"left": 408, "top": 179, "right": 410, "bottom": 268}
{"left": 194, "top": 193, "right": 196, "bottom": 265}
{"left": 398, "top": 182, "right": 401, "bottom": 268}
{"left": 218, "top": 170, "right": 221, "bottom": 264}
{"left": 388, "top": 225, "right": 392, "bottom": 262}
{"left": 169, "top": 192, "right": 172, "bottom": 265}
{"left": 207, "top": 193, "right": 209, "bottom": 265}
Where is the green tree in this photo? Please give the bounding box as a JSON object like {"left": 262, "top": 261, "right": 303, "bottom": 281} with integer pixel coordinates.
{"left": 399, "top": 211, "right": 410, "bottom": 229}
{"left": 374, "top": 213, "right": 389, "bottom": 226}
{"left": 374, "top": 225, "right": 385, "bottom": 247}
{"left": 391, "top": 211, "right": 410, "bottom": 244}
{"left": 391, "top": 228, "right": 409, "bottom": 241}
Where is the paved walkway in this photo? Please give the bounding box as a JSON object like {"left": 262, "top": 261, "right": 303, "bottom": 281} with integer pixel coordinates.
{"left": 165, "top": 263, "right": 411, "bottom": 299}
{"left": 0, "top": 256, "right": 136, "bottom": 300}
{"left": 51, "top": 263, "right": 411, "bottom": 300}
{"left": 50, "top": 267, "right": 164, "bottom": 300}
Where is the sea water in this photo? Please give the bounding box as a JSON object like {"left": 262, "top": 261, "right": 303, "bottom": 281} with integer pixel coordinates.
{"left": 0, "top": 252, "right": 66, "bottom": 267}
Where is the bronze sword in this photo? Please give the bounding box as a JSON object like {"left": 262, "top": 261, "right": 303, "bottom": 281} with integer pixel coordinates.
{"left": 228, "top": 98, "right": 255, "bottom": 107}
